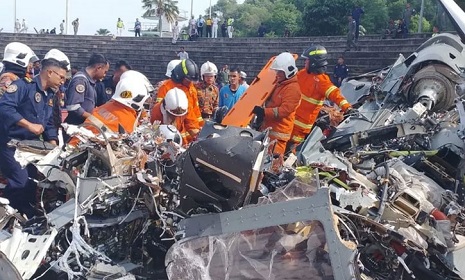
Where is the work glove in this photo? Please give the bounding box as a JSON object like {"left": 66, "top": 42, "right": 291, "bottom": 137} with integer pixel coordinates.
{"left": 252, "top": 106, "right": 265, "bottom": 119}
{"left": 344, "top": 108, "right": 359, "bottom": 117}
{"left": 252, "top": 106, "right": 265, "bottom": 130}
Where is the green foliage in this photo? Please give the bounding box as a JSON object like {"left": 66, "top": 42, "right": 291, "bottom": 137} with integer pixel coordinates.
{"left": 206, "top": 0, "right": 456, "bottom": 37}
{"left": 359, "top": 0, "right": 388, "bottom": 34}
{"left": 301, "top": 0, "right": 356, "bottom": 36}
{"left": 409, "top": 14, "right": 432, "bottom": 32}
{"left": 95, "top": 29, "right": 111, "bottom": 36}
{"left": 263, "top": 1, "right": 302, "bottom": 36}
{"left": 386, "top": 0, "right": 405, "bottom": 21}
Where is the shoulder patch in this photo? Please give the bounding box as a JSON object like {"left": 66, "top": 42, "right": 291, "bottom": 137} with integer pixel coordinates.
{"left": 34, "top": 92, "right": 42, "bottom": 103}
{"left": 6, "top": 84, "right": 18, "bottom": 93}
{"left": 75, "top": 84, "right": 85, "bottom": 93}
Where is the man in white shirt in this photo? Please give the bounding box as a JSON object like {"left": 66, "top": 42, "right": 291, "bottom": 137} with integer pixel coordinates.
{"left": 176, "top": 47, "right": 189, "bottom": 60}
{"left": 212, "top": 14, "right": 220, "bottom": 38}
{"left": 60, "top": 20, "right": 65, "bottom": 34}
{"left": 14, "top": 19, "right": 21, "bottom": 33}
{"left": 197, "top": 15, "right": 205, "bottom": 37}
{"left": 20, "top": 19, "right": 28, "bottom": 33}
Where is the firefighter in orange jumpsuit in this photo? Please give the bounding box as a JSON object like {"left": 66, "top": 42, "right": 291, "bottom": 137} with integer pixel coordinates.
{"left": 289, "top": 45, "right": 356, "bottom": 147}
{"left": 155, "top": 59, "right": 203, "bottom": 129}
{"left": 151, "top": 59, "right": 181, "bottom": 110}
{"left": 151, "top": 87, "right": 200, "bottom": 145}
{"left": 68, "top": 71, "right": 151, "bottom": 146}
{"left": 252, "top": 52, "right": 301, "bottom": 154}
{"left": 0, "top": 42, "right": 39, "bottom": 97}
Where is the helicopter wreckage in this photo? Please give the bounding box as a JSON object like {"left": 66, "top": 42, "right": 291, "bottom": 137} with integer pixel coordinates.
{"left": 2, "top": 1, "right": 465, "bottom": 279}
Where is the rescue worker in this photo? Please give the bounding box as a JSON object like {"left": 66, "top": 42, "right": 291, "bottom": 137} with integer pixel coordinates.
{"left": 69, "top": 71, "right": 151, "bottom": 146}
{"left": 153, "top": 59, "right": 181, "bottom": 106}
{"left": 150, "top": 87, "right": 200, "bottom": 145}
{"left": 42, "top": 49, "right": 72, "bottom": 134}
{"left": 96, "top": 60, "right": 132, "bottom": 106}
{"left": 0, "top": 42, "right": 39, "bottom": 97}
{"left": 156, "top": 59, "right": 203, "bottom": 128}
{"left": 252, "top": 52, "right": 301, "bottom": 155}
{"left": 64, "top": 53, "right": 109, "bottom": 125}
{"left": 0, "top": 52, "right": 69, "bottom": 217}
{"left": 196, "top": 61, "right": 219, "bottom": 119}
{"left": 289, "top": 45, "right": 355, "bottom": 149}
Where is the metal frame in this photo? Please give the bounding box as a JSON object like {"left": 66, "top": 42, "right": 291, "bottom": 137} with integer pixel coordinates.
{"left": 177, "top": 187, "right": 357, "bottom": 280}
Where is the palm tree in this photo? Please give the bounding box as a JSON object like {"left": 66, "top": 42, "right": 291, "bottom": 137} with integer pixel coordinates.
{"left": 142, "top": 0, "right": 179, "bottom": 37}
{"left": 95, "top": 28, "right": 111, "bottom": 36}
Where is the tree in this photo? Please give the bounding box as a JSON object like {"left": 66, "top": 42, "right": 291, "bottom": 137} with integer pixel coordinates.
{"left": 95, "top": 28, "right": 111, "bottom": 36}
{"left": 301, "top": 0, "right": 357, "bottom": 36}
{"left": 264, "top": 0, "right": 302, "bottom": 36}
{"left": 142, "top": 0, "right": 179, "bottom": 37}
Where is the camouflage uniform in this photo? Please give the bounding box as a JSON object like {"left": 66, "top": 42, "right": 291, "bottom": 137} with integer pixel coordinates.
{"left": 195, "top": 81, "right": 219, "bottom": 119}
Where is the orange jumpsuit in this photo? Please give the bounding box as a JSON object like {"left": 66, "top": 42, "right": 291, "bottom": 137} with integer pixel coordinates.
{"left": 69, "top": 100, "right": 139, "bottom": 146}
{"left": 150, "top": 102, "right": 199, "bottom": 145}
{"left": 0, "top": 72, "right": 20, "bottom": 98}
{"left": 260, "top": 75, "right": 301, "bottom": 154}
{"left": 156, "top": 79, "right": 203, "bottom": 127}
{"left": 290, "top": 69, "right": 351, "bottom": 144}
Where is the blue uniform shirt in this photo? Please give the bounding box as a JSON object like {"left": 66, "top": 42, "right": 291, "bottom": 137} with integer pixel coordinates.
{"left": 218, "top": 84, "right": 246, "bottom": 112}
{"left": 64, "top": 70, "right": 97, "bottom": 125}
{"left": 95, "top": 76, "right": 116, "bottom": 107}
{"left": 334, "top": 64, "right": 349, "bottom": 80}
{"left": 0, "top": 76, "right": 57, "bottom": 144}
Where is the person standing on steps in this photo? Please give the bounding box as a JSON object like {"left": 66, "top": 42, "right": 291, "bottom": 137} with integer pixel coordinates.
{"left": 116, "top": 18, "right": 125, "bottom": 36}
{"left": 134, "top": 18, "right": 142, "bottom": 37}
{"left": 60, "top": 20, "right": 65, "bottom": 35}
{"left": 345, "top": 15, "right": 358, "bottom": 52}
{"left": 227, "top": 16, "right": 235, "bottom": 38}
{"left": 212, "top": 13, "right": 220, "bottom": 38}
{"left": 197, "top": 15, "right": 205, "bottom": 37}
{"left": 351, "top": 5, "right": 364, "bottom": 42}
{"left": 172, "top": 21, "right": 180, "bottom": 44}
{"left": 72, "top": 18, "right": 79, "bottom": 35}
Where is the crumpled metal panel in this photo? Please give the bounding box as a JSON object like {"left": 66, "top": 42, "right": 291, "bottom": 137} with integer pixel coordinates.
{"left": 168, "top": 180, "right": 357, "bottom": 280}
{"left": 0, "top": 252, "right": 21, "bottom": 280}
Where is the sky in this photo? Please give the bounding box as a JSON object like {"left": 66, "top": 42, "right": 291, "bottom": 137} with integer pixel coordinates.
{"left": 0, "top": 0, "right": 243, "bottom": 36}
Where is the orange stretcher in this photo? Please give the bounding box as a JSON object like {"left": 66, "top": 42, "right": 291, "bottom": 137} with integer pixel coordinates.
{"left": 221, "top": 53, "right": 299, "bottom": 127}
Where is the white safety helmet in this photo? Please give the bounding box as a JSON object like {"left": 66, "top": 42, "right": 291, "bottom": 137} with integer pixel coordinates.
{"left": 165, "top": 59, "right": 181, "bottom": 78}
{"left": 156, "top": 124, "right": 183, "bottom": 146}
{"left": 2, "top": 42, "right": 39, "bottom": 68}
{"left": 200, "top": 61, "right": 218, "bottom": 77}
{"left": 270, "top": 52, "right": 297, "bottom": 79}
{"left": 120, "top": 70, "right": 155, "bottom": 94}
{"left": 163, "top": 87, "right": 188, "bottom": 116}
{"left": 239, "top": 71, "right": 247, "bottom": 79}
{"left": 112, "top": 73, "right": 150, "bottom": 111}
{"left": 44, "top": 49, "right": 71, "bottom": 71}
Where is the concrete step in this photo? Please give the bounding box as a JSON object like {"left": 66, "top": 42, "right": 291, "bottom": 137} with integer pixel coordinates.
{"left": 0, "top": 33, "right": 424, "bottom": 84}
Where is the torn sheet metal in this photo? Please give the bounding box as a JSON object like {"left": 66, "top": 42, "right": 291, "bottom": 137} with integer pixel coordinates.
{"left": 0, "top": 227, "right": 57, "bottom": 280}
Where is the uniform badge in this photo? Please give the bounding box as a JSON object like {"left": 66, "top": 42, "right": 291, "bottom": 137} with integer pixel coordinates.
{"left": 48, "top": 98, "right": 54, "bottom": 107}
{"left": 5, "top": 84, "right": 17, "bottom": 93}
{"left": 120, "top": 90, "right": 132, "bottom": 98}
{"left": 105, "top": 88, "right": 113, "bottom": 95}
{"left": 34, "top": 92, "right": 42, "bottom": 103}
{"left": 75, "top": 84, "right": 85, "bottom": 94}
